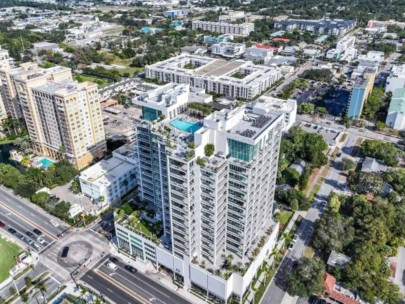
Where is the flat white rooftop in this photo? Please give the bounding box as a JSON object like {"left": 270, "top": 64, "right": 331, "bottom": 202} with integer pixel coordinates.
{"left": 80, "top": 157, "right": 135, "bottom": 187}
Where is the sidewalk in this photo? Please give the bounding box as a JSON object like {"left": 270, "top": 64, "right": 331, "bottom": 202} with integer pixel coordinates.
{"left": 110, "top": 242, "right": 206, "bottom": 304}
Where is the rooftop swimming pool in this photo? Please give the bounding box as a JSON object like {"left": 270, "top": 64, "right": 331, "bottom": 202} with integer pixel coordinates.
{"left": 170, "top": 119, "right": 202, "bottom": 134}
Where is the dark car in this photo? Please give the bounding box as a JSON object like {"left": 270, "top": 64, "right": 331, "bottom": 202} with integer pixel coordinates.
{"left": 7, "top": 227, "right": 16, "bottom": 234}
{"left": 0, "top": 221, "right": 5, "bottom": 228}
{"left": 109, "top": 256, "right": 119, "bottom": 263}
{"left": 33, "top": 229, "right": 42, "bottom": 236}
{"left": 125, "top": 265, "right": 137, "bottom": 273}
{"left": 61, "top": 247, "right": 69, "bottom": 258}
{"left": 26, "top": 231, "right": 35, "bottom": 238}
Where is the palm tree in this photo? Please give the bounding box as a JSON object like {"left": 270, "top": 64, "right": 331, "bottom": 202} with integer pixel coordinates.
{"left": 21, "top": 293, "right": 29, "bottom": 303}
{"left": 35, "top": 280, "right": 47, "bottom": 303}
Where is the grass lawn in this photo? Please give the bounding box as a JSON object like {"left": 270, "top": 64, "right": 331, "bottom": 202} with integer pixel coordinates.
{"left": 74, "top": 75, "right": 110, "bottom": 88}
{"left": 0, "top": 237, "right": 21, "bottom": 283}
{"left": 304, "top": 247, "right": 314, "bottom": 258}
{"left": 309, "top": 183, "right": 321, "bottom": 201}
{"left": 278, "top": 211, "right": 293, "bottom": 226}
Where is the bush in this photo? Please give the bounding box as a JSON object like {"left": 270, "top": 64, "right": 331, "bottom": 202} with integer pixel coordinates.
{"left": 204, "top": 144, "right": 215, "bottom": 157}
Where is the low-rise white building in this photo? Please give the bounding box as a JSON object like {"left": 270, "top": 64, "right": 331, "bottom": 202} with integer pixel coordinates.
{"left": 145, "top": 54, "right": 281, "bottom": 99}
{"left": 252, "top": 96, "right": 297, "bottom": 131}
{"left": 386, "top": 88, "right": 405, "bottom": 130}
{"left": 218, "top": 10, "right": 245, "bottom": 22}
{"left": 192, "top": 20, "right": 254, "bottom": 37}
{"left": 79, "top": 143, "right": 137, "bottom": 205}
{"left": 244, "top": 46, "right": 273, "bottom": 63}
{"left": 386, "top": 65, "right": 405, "bottom": 93}
{"left": 211, "top": 42, "right": 246, "bottom": 58}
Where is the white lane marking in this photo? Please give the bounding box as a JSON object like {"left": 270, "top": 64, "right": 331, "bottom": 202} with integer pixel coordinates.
{"left": 113, "top": 268, "right": 170, "bottom": 301}
{"left": 107, "top": 288, "right": 113, "bottom": 293}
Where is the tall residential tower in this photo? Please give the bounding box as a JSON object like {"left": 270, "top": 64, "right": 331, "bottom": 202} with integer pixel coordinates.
{"left": 115, "top": 83, "right": 289, "bottom": 303}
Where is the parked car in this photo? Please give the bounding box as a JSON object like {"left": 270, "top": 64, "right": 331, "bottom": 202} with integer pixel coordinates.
{"left": 0, "top": 221, "right": 5, "bottom": 228}
{"left": 293, "top": 234, "right": 299, "bottom": 242}
{"left": 7, "top": 228, "right": 16, "bottom": 234}
{"left": 288, "top": 243, "right": 294, "bottom": 250}
{"left": 125, "top": 265, "right": 137, "bottom": 273}
{"left": 37, "top": 237, "right": 46, "bottom": 244}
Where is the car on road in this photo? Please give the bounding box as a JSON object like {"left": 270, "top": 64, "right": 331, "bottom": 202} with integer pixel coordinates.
{"left": 0, "top": 221, "right": 5, "bottom": 228}
{"left": 61, "top": 247, "right": 69, "bottom": 258}
{"left": 33, "top": 243, "right": 41, "bottom": 250}
{"left": 26, "top": 231, "right": 35, "bottom": 238}
{"left": 107, "top": 262, "right": 118, "bottom": 271}
{"left": 26, "top": 239, "right": 33, "bottom": 245}
{"left": 288, "top": 243, "right": 294, "bottom": 250}
{"left": 109, "top": 256, "right": 119, "bottom": 263}
{"left": 50, "top": 220, "right": 59, "bottom": 227}
{"left": 33, "top": 229, "right": 42, "bottom": 236}
{"left": 16, "top": 233, "right": 24, "bottom": 239}
{"left": 7, "top": 228, "right": 16, "bottom": 234}
{"left": 125, "top": 265, "right": 137, "bottom": 273}
{"left": 293, "top": 234, "right": 299, "bottom": 242}
{"left": 37, "top": 237, "right": 46, "bottom": 244}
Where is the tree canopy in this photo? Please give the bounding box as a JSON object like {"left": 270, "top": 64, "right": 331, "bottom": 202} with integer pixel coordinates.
{"left": 360, "top": 139, "right": 400, "bottom": 167}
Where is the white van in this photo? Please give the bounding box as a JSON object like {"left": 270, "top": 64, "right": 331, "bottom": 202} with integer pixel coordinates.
{"left": 107, "top": 262, "right": 118, "bottom": 271}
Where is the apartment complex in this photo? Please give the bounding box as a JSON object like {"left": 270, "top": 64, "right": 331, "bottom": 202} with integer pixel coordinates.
{"left": 274, "top": 19, "right": 356, "bottom": 36}
{"left": 0, "top": 48, "right": 14, "bottom": 121}
{"left": 145, "top": 54, "right": 281, "bottom": 99}
{"left": 192, "top": 20, "right": 254, "bottom": 37}
{"left": 115, "top": 86, "right": 291, "bottom": 302}
{"left": 1, "top": 63, "right": 106, "bottom": 169}
{"left": 347, "top": 71, "right": 376, "bottom": 119}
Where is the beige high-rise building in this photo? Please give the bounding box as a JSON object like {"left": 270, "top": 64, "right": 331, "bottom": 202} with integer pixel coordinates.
{"left": 0, "top": 48, "right": 14, "bottom": 121}
{"left": 2, "top": 62, "right": 106, "bottom": 169}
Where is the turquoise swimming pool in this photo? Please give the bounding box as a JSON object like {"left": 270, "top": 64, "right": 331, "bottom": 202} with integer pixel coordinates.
{"left": 39, "top": 158, "right": 54, "bottom": 168}
{"left": 170, "top": 119, "right": 202, "bottom": 134}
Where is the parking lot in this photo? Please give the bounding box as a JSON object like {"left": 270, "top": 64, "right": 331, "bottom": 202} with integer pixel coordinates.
{"left": 293, "top": 81, "right": 351, "bottom": 116}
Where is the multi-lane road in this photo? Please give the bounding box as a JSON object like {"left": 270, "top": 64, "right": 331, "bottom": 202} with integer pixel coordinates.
{"left": 82, "top": 256, "right": 190, "bottom": 304}
{"left": 0, "top": 186, "right": 69, "bottom": 253}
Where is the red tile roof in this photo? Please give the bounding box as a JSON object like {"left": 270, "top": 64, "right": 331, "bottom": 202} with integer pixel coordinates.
{"left": 323, "top": 273, "right": 359, "bottom": 304}
{"left": 273, "top": 38, "right": 291, "bottom": 43}
{"left": 254, "top": 43, "right": 279, "bottom": 51}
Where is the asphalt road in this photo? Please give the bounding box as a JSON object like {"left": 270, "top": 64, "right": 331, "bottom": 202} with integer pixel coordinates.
{"left": 0, "top": 186, "right": 67, "bottom": 238}
{"left": 82, "top": 256, "right": 190, "bottom": 304}
{"left": 261, "top": 134, "right": 358, "bottom": 304}
{"left": 0, "top": 204, "right": 54, "bottom": 252}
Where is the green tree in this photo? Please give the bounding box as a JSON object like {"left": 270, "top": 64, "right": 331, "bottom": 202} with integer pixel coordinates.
{"left": 287, "top": 257, "right": 325, "bottom": 297}
{"left": 24, "top": 276, "right": 32, "bottom": 288}
{"left": 204, "top": 144, "right": 215, "bottom": 157}
{"left": 31, "top": 192, "right": 50, "bottom": 208}
{"left": 21, "top": 294, "right": 29, "bottom": 303}
{"left": 283, "top": 167, "right": 300, "bottom": 186}
{"left": 297, "top": 103, "right": 314, "bottom": 114}
{"left": 375, "top": 121, "right": 386, "bottom": 131}
{"left": 341, "top": 157, "right": 356, "bottom": 171}
{"left": 360, "top": 139, "right": 400, "bottom": 166}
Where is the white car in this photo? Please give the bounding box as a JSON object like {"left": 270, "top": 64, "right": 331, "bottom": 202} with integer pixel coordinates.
{"left": 107, "top": 262, "right": 118, "bottom": 271}
{"left": 293, "top": 235, "right": 299, "bottom": 242}
{"left": 50, "top": 220, "right": 59, "bottom": 227}
{"left": 37, "top": 237, "right": 46, "bottom": 244}
{"left": 33, "top": 243, "right": 42, "bottom": 250}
